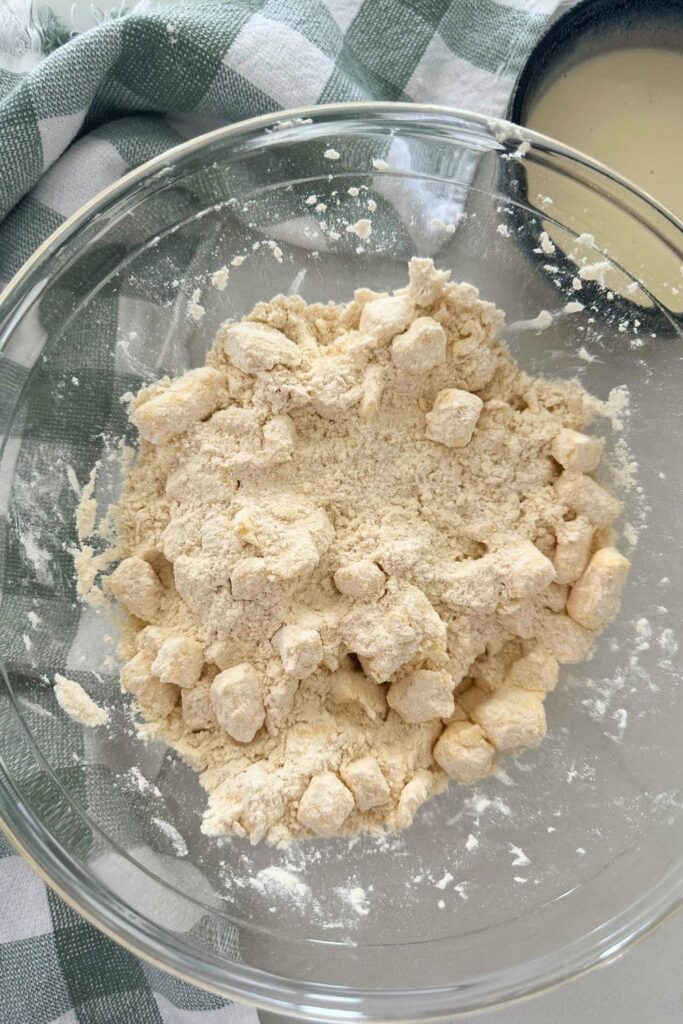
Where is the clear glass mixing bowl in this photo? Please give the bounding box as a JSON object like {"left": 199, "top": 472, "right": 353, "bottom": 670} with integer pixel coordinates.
{"left": 0, "top": 105, "right": 681, "bottom": 1022}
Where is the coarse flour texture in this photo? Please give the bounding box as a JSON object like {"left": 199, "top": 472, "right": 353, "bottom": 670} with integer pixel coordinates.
{"left": 97, "top": 259, "right": 630, "bottom": 845}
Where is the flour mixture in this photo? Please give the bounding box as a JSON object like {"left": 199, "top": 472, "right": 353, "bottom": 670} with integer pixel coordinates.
{"left": 90, "top": 259, "right": 629, "bottom": 844}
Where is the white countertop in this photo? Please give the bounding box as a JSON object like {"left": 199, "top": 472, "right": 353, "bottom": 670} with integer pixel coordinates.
{"left": 466, "top": 909, "right": 683, "bottom": 1024}
{"left": 257, "top": 910, "right": 681, "bottom": 1024}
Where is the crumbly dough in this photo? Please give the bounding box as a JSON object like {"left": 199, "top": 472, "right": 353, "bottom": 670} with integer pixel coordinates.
{"left": 95, "top": 258, "right": 630, "bottom": 845}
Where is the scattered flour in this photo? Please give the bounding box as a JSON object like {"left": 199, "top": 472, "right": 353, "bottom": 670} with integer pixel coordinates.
{"left": 74, "top": 462, "right": 99, "bottom": 542}
{"left": 468, "top": 796, "right": 512, "bottom": 818}
{"left": 127, "top": 765, "right": 161, "bottom": 796}
{"left": 336, "top": 885, "right": 370, "bottom": 915}
{"left": 66, "top": 463, "right": 80, "bottom": 496}
{"left": 211, "top": 267, "right": 230, "bottom": 291}
{"left": 509, "top": 843, "right": 530, "bottom": 866}
{"left": 54, "top": 674, "right": 108, "bottom": 727}
{"left": 152, "top": 817, "right": 189, "bottom": 856}
{"left": 508, "top": 310, "right": 553, "bottom": 332}
{"left": 345, "top": 218, "right": 372, "bottom": 240}
{"left": 188, "top": 288, "right": 206, "bottom": 323}
{"left": 578, "top": 261, "right": 611, "bottom": 286}
{"left": 602, "top": 385, "right": 630, "bottom": 431}
{"left": 431, "top": 218, "right": 457, "bottom": 234}
{"left": 537, "top": 231, "right": 555, "bottom": 255}
{"left": 252, "top": 866, "right": 311, "bottom": 902}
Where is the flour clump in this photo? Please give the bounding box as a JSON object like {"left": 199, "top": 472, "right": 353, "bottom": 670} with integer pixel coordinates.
{"left": 94, "top": 258, "right": 629, "bottom": 845}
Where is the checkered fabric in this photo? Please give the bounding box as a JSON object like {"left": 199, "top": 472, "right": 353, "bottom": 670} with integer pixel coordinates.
{"left": 0, "top": 2, "right": 560, "bottom": 1021}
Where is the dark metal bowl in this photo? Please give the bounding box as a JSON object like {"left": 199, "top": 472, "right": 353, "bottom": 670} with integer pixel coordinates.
{"left": 503, "top": 0, "right": 683, "bottom": 324}
{"left": 509, "top": 0, "right": 683, "bottom": 127}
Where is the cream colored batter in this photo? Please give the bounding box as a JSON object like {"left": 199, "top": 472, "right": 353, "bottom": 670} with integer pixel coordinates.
{"left": 525, "top": 46, "right": 683, "bottom": 311}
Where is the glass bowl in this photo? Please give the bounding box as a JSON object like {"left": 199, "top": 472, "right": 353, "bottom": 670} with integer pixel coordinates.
{"left": 0, "top": 104, "right": 681, "bottom": 1022}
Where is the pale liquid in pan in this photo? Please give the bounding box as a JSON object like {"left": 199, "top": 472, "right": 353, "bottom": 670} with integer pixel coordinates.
{"left": 525, "top": 47, "right": 683, "bottom": 310}
{"left": 528, "top": 47, "right": 683, "bottom": 220}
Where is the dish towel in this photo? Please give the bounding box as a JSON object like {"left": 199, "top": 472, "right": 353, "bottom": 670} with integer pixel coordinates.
{"left": 0, "top": 2, "right": 562, "bottom": 1022}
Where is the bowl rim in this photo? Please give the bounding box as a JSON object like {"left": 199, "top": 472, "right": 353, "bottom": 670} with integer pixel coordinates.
{"left": 1, "top": 99, "right": 682, "bottom": 316}
{"left": 0, "top": 100, "right": 682, "bottom": 1021}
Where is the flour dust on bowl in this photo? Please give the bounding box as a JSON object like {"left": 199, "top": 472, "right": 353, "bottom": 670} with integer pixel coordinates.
{"left": 0, "top": 105, "right": 681, "bottom": 1022}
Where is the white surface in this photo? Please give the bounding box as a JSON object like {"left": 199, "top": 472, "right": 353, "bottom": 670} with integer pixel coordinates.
{"left": 257, "top": 910, "right": 682, "bottom": 1023}
{"left": 462, "top": 910, "right": 683, "bottom": 1023}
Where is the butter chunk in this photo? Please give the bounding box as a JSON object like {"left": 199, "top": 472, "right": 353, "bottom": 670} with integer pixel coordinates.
{"left": 297, "top": 771, "right": 355, "bottom": 835}
{"left": 109, "top": 557, "right": 164, "bottom": 622}
{"left": 359, "top": 295, "right": 413, "bottom": 343}
{"left": 391, "top": 316, "right": 447, "bottom": 372}
{"left": 555, "top": 471, "right": 622, "bottom": 528}
{"left": 426, "top": 388, "right": 483, "bottom": 448}
{"left": 552, "top": 428, "right": 604, "bottom": 473}
{"left": 553, "top": 516, "right": 594, "bottom": 585}
{"left": 131, "top": 367, "right": 224, "bottom": 444}
{"left": 211, "top": 663, "right": 265, "bottom": 742}
{"left": 273, "top": 624, "right": 324, "bottom": 678}
{"left": 443, "top": 556, "right": 500, "bottom": 614}
{"left": 134, "top": 625, "right": 165, "bottom": 653}
{"left": 535, "top": 609, "right": 595, "bottom": 664}
{"left": 54, "top": 675, "right": 108, "bottom": 728}
{"left": 222, "top": 322, "right": 302, "bottom": 373}
{"left": 393, "top": 770, "right": 434, "bottom": 829}
{"left": 334, "top": 559, "right": 386, "bottom": 600}
{"left": 341, "top": 756, "right": 390, "bottom": 811}
{"left": 567, "top": 546, "right": 630, "bottom": 631}
{"left": 495, "top": 540, "right": 556, "bottom": 600}
{"left": 433, "top": 721, "right": 494, "bottom": 783}
{"left": 506, "top": 647, "right": 559, "bottom": 693}
{"left": 387, "top": 669, "right": 454, "bottom": 724}
{"left": 151, "top": 636, "right": 204, "bottom": 688}
{"left": 121, "top": 649, "right": 180, "bottom": 715}
{"left": 472, "top": 688, "right": 546, "bottom": 751}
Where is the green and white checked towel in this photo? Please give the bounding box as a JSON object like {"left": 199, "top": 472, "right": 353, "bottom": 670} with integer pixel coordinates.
{"left": 0, "top": 2, "right": 562, "bottom": 1021}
